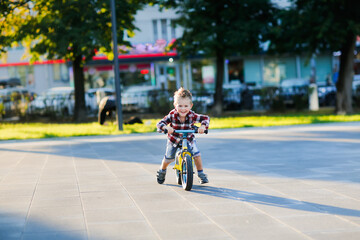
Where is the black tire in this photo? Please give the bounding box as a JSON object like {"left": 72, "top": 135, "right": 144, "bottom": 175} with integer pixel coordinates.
{"left": 181, "top": 155, "right": 193, "bottom": 191}
{"left": 175, "top": 152, "right": 182, "bottom": 185}
{"left": 176, "top": 169, "right": 181, "bottom": 185}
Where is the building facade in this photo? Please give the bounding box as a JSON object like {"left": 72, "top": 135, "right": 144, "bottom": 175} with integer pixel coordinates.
{"left": 0, "top": 5, "right": 338, "bottom": 98}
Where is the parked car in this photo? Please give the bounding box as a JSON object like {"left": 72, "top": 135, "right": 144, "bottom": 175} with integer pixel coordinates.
{"left": 0, "top": 87, "right": 31, "bottom": 119}
{"left": 28, "top": 95, "right": 47, "bottom": 116}
{"left": 223, "top": 81, "right": 243, "bottom": 110}
{"left": 279, "top": 78, "right": 309, "bottom": 109}
{"left": 0, "top": 77, "right": 21, "bottom": 88}
{"left": 122, "top": 85, "right": 158, "bottom": 112}
{"left": 28, "top": 87, "right": 74, "bottom": 117}
{"left": 352, "top": 78, "right": 360, "bottom": 108}
{"left": 317, "top": 82, "right": 336, "bottom": 107}
{"left": 190, "top": 89, "right": 213, "bottom": 113}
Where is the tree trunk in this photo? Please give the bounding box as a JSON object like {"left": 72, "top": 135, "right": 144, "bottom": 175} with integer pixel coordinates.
{"left": 73, "top": 55, "right": 87, "bottom": 122}
{"left": 212, "top": 49, "right": 225, "bottom": 116}
{"left": 336, "top": 33, "right": 356, "bottom": 114}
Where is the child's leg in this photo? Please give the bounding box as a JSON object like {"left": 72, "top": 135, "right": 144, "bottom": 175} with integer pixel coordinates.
{"left": 194, "top": 155, "right": 208, "bottom": 183}
{"left": 191, "top": 140, "right": 203, "bottom": 171}
{"left": 191, "top": 140, "right": 208, "bottom": 184}
{"left": 194, "top": 156, "right": 203, "bottom": 171}
{"left": 160, "top": 158, "right": 173, "bottom": 170}
{"left": 161, "top": 141, "right": 177, "bottom": 169}
{"left": 157, "top": 141, "right": 177, "bottom": 184}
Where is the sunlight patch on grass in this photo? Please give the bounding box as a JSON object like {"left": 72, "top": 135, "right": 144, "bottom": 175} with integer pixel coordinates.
{"left": 0, "top": 114, "right": 359, "bottom": 140}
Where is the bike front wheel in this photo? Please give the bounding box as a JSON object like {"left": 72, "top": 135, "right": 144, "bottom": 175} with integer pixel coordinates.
{"left": 181, "top": 155, "right": 193, "bottom": 191}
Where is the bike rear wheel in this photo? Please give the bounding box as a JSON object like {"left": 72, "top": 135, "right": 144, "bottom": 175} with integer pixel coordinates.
{"left": 175, "top": 152, "right": 182, "bottom": 185}
{"left": 176, "top": 169, "right": 182, "bottom": 185}
{"left": 181, "top": 155, "right": 193, "bottom": 191}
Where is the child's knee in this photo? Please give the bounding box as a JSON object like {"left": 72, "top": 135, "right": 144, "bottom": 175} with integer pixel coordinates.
{"left": 163, "top": 158, "right": 175, "bottom": 164}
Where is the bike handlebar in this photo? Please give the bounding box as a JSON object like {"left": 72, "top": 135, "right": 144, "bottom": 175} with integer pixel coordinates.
{"left": 163, "top": 128, "right": 208, "bottom": 134}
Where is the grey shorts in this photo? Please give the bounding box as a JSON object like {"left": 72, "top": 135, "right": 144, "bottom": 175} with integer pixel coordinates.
{"left": 164, "top": 140, "right": 200, "bottom": 160}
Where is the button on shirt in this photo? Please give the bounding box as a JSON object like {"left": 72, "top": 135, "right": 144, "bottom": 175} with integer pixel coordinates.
{"left": 157, "top": 109, "right": 210, "bottom": 147}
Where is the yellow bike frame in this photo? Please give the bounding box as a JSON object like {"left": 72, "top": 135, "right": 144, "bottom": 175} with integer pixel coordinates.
{"left": 173, "top": 131, "right": 195, "bottom": 171}
{"left": 173, "top": 148, "right": 193, "bottom": 171}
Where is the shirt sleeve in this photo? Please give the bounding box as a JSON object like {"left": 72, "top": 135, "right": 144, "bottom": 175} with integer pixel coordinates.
{"left": 194, "top": 113, "right": 210, "bottom": 129}
{"left": 156, "top": 113, "right": 172, "bottom": 132}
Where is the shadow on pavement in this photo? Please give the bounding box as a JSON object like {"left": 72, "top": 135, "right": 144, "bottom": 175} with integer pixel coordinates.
{"left": 0, "top": 211, "right": 86, "bottom": 240}
{"left": 190, "top": 185, "right": 360, "bottom": 217}
{"left": 1, "top": 126, "right": 360, "bottom": 185}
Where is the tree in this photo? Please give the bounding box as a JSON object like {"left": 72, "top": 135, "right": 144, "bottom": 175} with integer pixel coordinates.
{"left": 0, "top": 0, "right": 31, "bottom": 53}
{"left": 159, "top": 0, "right": 275, "bottom": 115}
{"left": 268, "top": 0, "right": 360, "bottom": 114}
{"left": 11, "top": 0, "right": 147, "bottom": 122}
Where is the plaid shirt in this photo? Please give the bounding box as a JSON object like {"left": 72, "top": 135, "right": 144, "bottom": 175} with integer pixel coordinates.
{"left": 157, "top": 109, "right": 210, "bottom": 147}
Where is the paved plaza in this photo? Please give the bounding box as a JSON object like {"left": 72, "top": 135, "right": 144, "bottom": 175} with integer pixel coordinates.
{"left": 0, "top": 122, "right": 360, "bottom": 240}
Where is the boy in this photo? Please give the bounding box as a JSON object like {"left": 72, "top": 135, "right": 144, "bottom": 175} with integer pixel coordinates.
{"left": 156, "top": 87, "right": 210, "bottom": 184}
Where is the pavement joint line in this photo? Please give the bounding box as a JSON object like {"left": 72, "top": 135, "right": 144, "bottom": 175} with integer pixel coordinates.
{"left": 132, "top": 159, "right": 241, "bottom": 239}
{"left": 1, "top": 122, "right": 360, "bottom": 239}
{"left": 0, "top": 151, "right": 25, "bottom": 185}
{"left": 164, "top": 180, "right": 237, "bottom": 240}
{"left": 72, "top": 142, "right": 91, "bottom": 240}
{"left": 20, "top": 151, "right": 49, "bottom": 239}
{"left": 101, "top": 159, "right": 162, "bottom": 240}
{"left": 300, "top": 178, "right": 360, "bottom": 203}
{"left": 294, "top": 179, "right": 360, "bottom": 228}
{"left": 225, "top": 172, "right": 315, "bottom": 239}
{"left": 240, "top": 172, "right": 360, "bottom": 238}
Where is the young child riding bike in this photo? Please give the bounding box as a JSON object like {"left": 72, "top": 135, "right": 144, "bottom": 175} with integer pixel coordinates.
{"left": 156, "top": 87, "right": 210, "bottom": 184}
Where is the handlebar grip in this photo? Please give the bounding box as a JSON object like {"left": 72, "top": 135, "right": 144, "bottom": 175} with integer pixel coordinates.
{"left": 194, "top": 128, "right": 208, "bottom": 134}
{"left": 163, "top": 128, "right": 168, "bottom": 134}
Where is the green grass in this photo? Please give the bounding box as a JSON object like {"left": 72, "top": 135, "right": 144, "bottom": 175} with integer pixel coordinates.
{"left": 1, "top": 113, "right": 360, "bottom": 141}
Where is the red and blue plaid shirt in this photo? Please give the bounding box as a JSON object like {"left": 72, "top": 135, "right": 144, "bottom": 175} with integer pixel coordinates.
{"left": 157, "top": 109, "right": 210, "bottom": 147}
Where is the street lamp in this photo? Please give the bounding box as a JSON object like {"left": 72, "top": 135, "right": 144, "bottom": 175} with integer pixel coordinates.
{"left": 110, "top": 0, "right": 123, "bottom": 130}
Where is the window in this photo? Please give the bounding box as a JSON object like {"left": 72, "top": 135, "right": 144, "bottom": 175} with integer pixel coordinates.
{"left": 152, "top": 20, "right": 158, "bottom": 41}
{"left": 228, "top": 59, "right": 244, "bottom": 84}
{"left": 170, "top": 20, "right": 176, "bottom": 39}
{"left": 263, "top": 57, "right": 296, "bottom": 85}
{"left": 53, "top": 63, "right": 69, "bottom": 82}
{"left": 6, "top": 65, "right": 34, "bottom": 87}
{"left": 18, "top": 66, "right": 28, "bottom": 86}
{"left": 161, "top": 19, "right": 167, "bottom": 41}
{"left": 191, "top": 60, "right": 215, "bottom": 91}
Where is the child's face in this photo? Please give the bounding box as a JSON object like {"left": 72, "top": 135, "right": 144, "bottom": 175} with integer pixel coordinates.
{"left": 174, "top": 97, "right": 193, "bottom": 118}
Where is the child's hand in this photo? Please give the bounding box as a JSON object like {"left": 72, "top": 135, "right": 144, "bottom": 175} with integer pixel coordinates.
{"left": 164, "top": 126, "right": 174, "bottom": 134}
{"left": 198, "top": 125, "right": 206, "bottom": 134}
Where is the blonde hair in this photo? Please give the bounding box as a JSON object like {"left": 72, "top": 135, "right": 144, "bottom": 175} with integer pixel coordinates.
{"left": 174, "top": 87, "right": 192, "bottom": 104}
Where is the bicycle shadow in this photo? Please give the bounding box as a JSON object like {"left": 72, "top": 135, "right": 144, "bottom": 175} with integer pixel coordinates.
{"left": 187, "top": 185, "right": 360, "bottom": 217}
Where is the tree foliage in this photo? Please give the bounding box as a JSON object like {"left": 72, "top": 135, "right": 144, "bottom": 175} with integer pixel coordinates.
{"left": 8, "top": 0, "right": 147, "bottom": 122}
{"left": 0, "top": 0, "right": 31, "bottom": 53}
{"left": 159, "top": 0, "right": 276, "bottom": 114}
{"left": 268, "top": 0, "right": 360, "bottom": 114}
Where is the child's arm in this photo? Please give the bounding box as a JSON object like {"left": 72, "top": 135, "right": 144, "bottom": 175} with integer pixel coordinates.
{"left": 156, "top": 113, "right": 174, "bottom": 133}
{"left": 194, "top": 113, "right": 210, "bottom": 134}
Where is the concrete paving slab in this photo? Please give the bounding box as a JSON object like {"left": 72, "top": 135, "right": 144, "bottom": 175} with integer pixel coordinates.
{"left": 87, "top": 221, "right": 157, "bottom": 240}
{"left": 24, "top": 217, "right": 86, "bottom": 233}
{"left": 84, "top": 207, "right": 144, "bottom": 224}
{"left": 0, "top": 122, "right": 360, "bottom": 239}
{"left": 21, "top": 230, "right": 88, "bottom": 240}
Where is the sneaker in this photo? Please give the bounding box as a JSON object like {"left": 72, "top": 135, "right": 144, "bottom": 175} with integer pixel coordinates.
{"left": 198, "top": 172, "right": 209, "bottom": 184}
{"left": 157, "top": 169, "right": 166, "bottom": 184}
